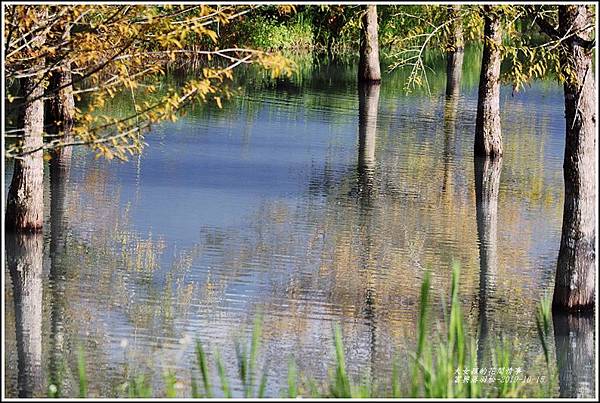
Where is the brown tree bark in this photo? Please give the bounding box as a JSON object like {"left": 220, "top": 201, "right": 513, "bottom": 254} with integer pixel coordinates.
{"left": 552, "top": 5, "right": 596, "bottom": 312}
{"left": 6, "top": 11, "right": 47, "bottom": 233}
{"left": 474, "top": 157, "right": 502, "bottom": 365}
{"left": 474, "top": 6, "right": 503, "bottom": 158}
{"left": 446, "top": 5, "right": 464, "bottom": 98}
{"left": 7, "top": 233, "right": 45, "bottom": 397}
{"left": 46, "top": 13, "right": 75, "bottom": 173}
{"left": 358, "top": 5, "right": 381, "bottom": 83}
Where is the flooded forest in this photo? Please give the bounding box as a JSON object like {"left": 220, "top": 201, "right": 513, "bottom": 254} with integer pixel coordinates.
{"left": 2, "top": 3, "right": 597, "bottom": 399}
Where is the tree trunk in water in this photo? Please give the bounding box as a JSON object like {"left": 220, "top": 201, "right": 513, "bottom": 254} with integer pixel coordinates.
{"left": 358, "top": 82, "right": 380, "bottom": 203}
{"left": 358, "top": 5, "right": 381, "bottom": 83}
{"left": 474, "top": 156, "right": 502, "bottom": 365}
{"left": 553, "top": 313, "right": 595, "bottom": 397}
{"left": 6, "top": 14, "right": 47, "bottom": 233}
{"left": 46, "top": 18, "right": 75, "bottom": 171}
{"left": 7, "top": 233, "right": 44, "bottom": 397}
{"left": 474, "top": 6, "right": 503, "bottom": 158}
{"left": 553, "top": 5, "right": 596, "bottom": 312}
{"left": 445, "top": 5, "right": 464, "bottom": 98}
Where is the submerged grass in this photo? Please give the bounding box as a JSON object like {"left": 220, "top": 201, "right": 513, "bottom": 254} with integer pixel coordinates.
{"left": 62, "top": 264, "right": 555, "bottom": 398}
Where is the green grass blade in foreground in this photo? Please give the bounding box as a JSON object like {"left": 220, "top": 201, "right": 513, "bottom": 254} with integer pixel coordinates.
{"left": 164, "top": 371, "right": 177, "bottom": 398}
{"left": 215, "top": 349, "right": 232, "bottom": 398}
{"left": 287, "top": 360, "right": 298, "bottom": 398}
{"left": 77, "top": 346, "right": 88, "bottom": 398}
{"left": 331, "top": 324, "right": 351, "bottom": 397}
{"left": 411, "top": 270, "right": 430, "bottom": 396}
{"left": 195, "top": 340, "right": 213, "bottom": 397}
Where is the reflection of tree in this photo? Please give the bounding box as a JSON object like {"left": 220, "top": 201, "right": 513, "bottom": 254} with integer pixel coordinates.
{"left": 48, "top": 146, "right": 73, "bottom": 395}
{"left": 441, "top": 94, "right": 459, "bottom": 198}
{"left": 357, "top": 81, "right": 380, "bottom": 382}
{"left": 7, "top": 233, "right": 44, "bottom": 397}
{"left": 474, "top": 157, "right": 502, "bottom": 365}
{"left": 553, "top": 313, "right": 595, "bottom": 398}
{"left": 357, "top": 82, "right": 380, "bottom": 206}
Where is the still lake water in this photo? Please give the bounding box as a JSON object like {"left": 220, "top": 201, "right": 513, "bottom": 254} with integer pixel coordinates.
{"left": 4, "top": 54, "right": 596, "bottom": 397}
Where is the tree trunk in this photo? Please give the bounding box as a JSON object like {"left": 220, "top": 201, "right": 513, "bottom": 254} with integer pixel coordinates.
{"left": 474, "top": 156, "right": 502, "bottom": 365}
{"left": 7, "top": 233, "right": 45, "bottom": 397}
{"left": 358, "top": 5, "right": 381, "bottom": 83}
{"left": 46, "top": 16, "right": 75, "bottom": 170}
{"left": 474, "top": 6, "right": 503, "bottom": 158}
{"left": 357, "top": 82, "right": 380, "bottom": 203}
{"left": 6, "top": 12, "right": 47, "bottom": 233}
{"left": 553, "top": 5, "right": 596, "bottom": 312}
{"left": 446, "top": 5, "right": 464, "bottom": 98}
{"left": 553, "top": 313, "right": 595, "bottom": 397}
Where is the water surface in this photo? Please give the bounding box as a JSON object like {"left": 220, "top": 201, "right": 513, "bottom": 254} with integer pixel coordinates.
{"left": 4, "top": 52, "right": 595, "bottom": 397}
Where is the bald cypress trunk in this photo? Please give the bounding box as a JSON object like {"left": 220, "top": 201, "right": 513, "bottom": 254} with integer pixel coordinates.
{"left": 446, "top": 5, "right": 464, "bottom": 98}
{"left": 553, "top": 5, "right": 596, "bottom": 312}
{"left": 46, "top": 16, "right": 75, "bottom": 173}
{"left": 474, "top": 6, "right": 503, "bottom": 158}
{"left": 6, "top": 12, "right": 47, "bottom": 233}
{"left": 358, "top": 5, "right": 381, "bottom": 83}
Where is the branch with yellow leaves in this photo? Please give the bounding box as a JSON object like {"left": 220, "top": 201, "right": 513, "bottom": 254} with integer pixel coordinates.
{"left": 5, "top": 51, "right": 294, "bottom": 160}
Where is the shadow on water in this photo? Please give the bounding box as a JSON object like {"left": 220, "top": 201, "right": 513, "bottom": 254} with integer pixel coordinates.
{"left": 553, "top": 312, "right": 596, "bottom": 398}
{"left": 6, "top": 232, "right": 44, "bottom": 398}
{"left": 474, "top": 156, "right": 502, "bottom": 366}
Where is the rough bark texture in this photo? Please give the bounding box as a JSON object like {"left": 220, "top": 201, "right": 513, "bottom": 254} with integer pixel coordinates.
{"left": 474, "top": 6, "right": 503, "bottom": 158}
{"left": 553, "top": 313, "right": 595, "bottom": 397}
{"left": 358, "top": 5, "right": 381, "bottom": 83}
{"left": 358, "top": 82, "right": 380, "bottom": 203}
{"left": 474, "top": 156, "right": 502, "bottom": 364}
{"left": 445, "top": 5, "right": 464, "bottom": 98}
{"left": 553, "top": 5, "right": 596, "bottom": 312}
{"left": 6, "top": 13, "right": 47, "bottom": 233}
{"left": 46, "top": 19, "right": 75, "bottom": 171}
{"left": 7, "top": 233, "right": 44, "bottom": 397}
